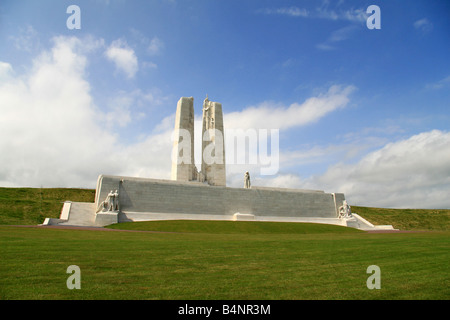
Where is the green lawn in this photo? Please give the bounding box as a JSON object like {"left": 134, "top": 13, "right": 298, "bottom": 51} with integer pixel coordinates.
{"left": 105, "top": 219, "right": 363, "bottom": 234}
{"left": 352, "top": 206, "right": 450, "bottom": 231}
{"left": 0, "top": 187, "right": 95, "bottom": 225}
{"left": 0, "top": 224, "right": 448, "bottom": 300}
{"left": 0, "top": 187, "right": 449, "bottom": 300}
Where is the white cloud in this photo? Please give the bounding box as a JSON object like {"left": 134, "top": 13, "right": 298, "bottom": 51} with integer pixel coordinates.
{"left": 414, "top": 18, "right": 433, "bottom": 33}
{"left": 328, "top": 25, "right": 358, "bottom": 42}
{"left": 316, "top": 43, "right": 335, "bottom": 51}
{"left": 259, "top": 3, "right": 366, "bottom": 23}
{"left": 298, "top": 130, "right": 450, "bottom": 209}
{"left": 259, "top": 7, "right": 309, "bottom": 17}
{"left": 0, "top": 37, "right": 110, "bottom": 187}
{"left": 317, "top": 25, "right": 358, "bottom": 51}
{"left": 250, "top": 130, "right": 450, "bottom": 209}
{"left": 225, "top": 126, "right": 390, "bottom": 190}
{"left": 0, "top": 62, "right": 13, "bottom": 80}
{"left": 129, "top": 29, "right": 163, "bottom": 69}
{"left": 0, "top": 36, "right": 171, "bottom": 188}
{"left": 147, "top": 37, "right": 164, "bottom": 55}
{"left": 279, "top": 144, "right": 352, "bottom": 168}
{"left": 254, "top": 173, "right": 304, "bottom": 190}
{"left": 8, "top": 25, "right": 40, "bottom": 52}
{"left": 316, "top": 7, "right": 366, "bottom": 23}
{"left": 105, "top": 88, "right": 169, "bottom": 128}
{"left": 105, "top": 94, "right": 133, "bottom": 128}
{"left": 222, "top": 85, "right": 355, "bottom": 186}
{"left": 425, "top": 75, "right": 450, "bottom": 90}
{"left": 105, "top": 39, "right": 138, "bottom": 78}
{"left": 142, "top": 61, "right": 158, "bottom": 69}
{"left": 224, "top": 84, "right": 356, "bottom": 130}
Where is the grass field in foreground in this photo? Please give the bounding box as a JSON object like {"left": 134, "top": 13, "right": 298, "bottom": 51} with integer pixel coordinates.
{"left": 105, "top": 220, "right": 364, "bottom": 234}
{"left": 0, "top": 224, "right": 448, "bottom": 300}
{"left": 0, "top": 187, "right": 448, "bottom": 299}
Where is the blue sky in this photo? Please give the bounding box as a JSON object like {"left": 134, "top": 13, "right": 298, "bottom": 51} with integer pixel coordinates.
{"left": 0, "top": 0, "right": 449, "bottom": 208}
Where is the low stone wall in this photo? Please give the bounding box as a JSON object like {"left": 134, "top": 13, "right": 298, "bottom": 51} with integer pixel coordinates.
{"left": 95, "top": 175, "right": 344, "bottom": 220}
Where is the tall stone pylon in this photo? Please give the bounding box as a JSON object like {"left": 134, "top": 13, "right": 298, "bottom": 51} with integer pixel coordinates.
{"left": 171, "top": 97, "right": 196, "bottom": 182}
{"left": 201, "top": 95, "right": 226, "bottom": 186}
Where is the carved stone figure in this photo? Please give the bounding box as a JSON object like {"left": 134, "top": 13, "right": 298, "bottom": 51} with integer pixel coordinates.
{"left": 201, "top": 95, "right": 226, "bottom": 186}
{"left": 107, "top": 190, "right": 115, "bottom": 211}
{"left": 197, "top": 170, "right": 205, "bottom": 183}
{"left": 338, "top": 200, "right": 352, "bottom": 218}
{"left": 113, "top": 190, "right": 119, "bottom": 211}
{"left": 203, "top": 95, "right": 211, "bottom": 129}
{"left": 244, "top": 171, "right": 251, "bottom": 189}
{"left": 96, "top": 190, "right": 119, "bottom": 213}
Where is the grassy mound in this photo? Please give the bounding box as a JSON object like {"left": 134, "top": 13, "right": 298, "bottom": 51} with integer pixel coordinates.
{"left": 0, "top": 187, "right": 95, "bottom": 225}
{"left": 0, "top": 187, "right": 448, "bottom": 231}
{"left": 1, "top": 188, "right": 449, "bottom": 300}
{"left": 352, "top": 206, "right": 449, "bottom": 231}
{"left": 1, "top": 225, "right": 448, "bottom": 299}
{"left": 105, "top": 220, "right": 363, "bottom": 234}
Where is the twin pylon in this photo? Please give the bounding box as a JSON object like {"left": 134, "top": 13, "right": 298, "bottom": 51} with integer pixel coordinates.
{"left": 171, "top": 96, "right": 226, "bottom": 186}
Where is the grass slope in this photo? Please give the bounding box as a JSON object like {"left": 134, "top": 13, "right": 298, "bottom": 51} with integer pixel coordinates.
{"left": 106, "top": 220, "right": 363, "bottom": 234}
{"left": 0, "top": 225, "right": 448, "bottom": 300}
{"left": 0, "top": 187, "right": 449, "bottom": 231}
{"left": 1, "top": 188, "right": 449, "bottom": 300}
{"left": 0, "top": 187, "right": 95, "bottom": 225}
{"left": 352, "top": 206, "right": 449, "bottom": 231}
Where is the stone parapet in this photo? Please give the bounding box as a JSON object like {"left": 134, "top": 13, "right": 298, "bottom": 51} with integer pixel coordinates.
{"left": 95, "top": 174, "right": 344, "bottom": 220}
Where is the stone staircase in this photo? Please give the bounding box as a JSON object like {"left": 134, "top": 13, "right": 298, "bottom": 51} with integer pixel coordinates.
{"left": 42, "top": 201, "right": 97, "bottom": 226}
{"left": 42, "top": 201, "right": 398, "bottom": 231}
{"left": 345, "top": 213, "right": 397, "bottom": 231}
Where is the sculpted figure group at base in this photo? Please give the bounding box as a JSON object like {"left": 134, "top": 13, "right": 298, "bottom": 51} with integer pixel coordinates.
{"left": 338, "top": 200, "right": 352, "bottom": 219}
{"left": 96, "top": 190, "right": 119, "bottom": 213}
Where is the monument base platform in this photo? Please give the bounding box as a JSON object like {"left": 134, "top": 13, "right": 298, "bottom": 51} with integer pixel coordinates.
{"left": 41, "top": 174, "right": 395, "bottom": 231}
{"left": 42, "top": 203, "right": 395, "bottom": 230}
{"left": 94, "top": 174, "right": 346, "bottom": 220}
{"left": 119, "top": 210, "right": 346, "bottom": 226}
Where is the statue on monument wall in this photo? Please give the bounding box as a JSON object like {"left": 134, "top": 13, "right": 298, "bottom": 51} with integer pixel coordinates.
{"left": 244, "top": 171, "right": 251, "bottom": 189}
{"left": 338, "top": 200, "right": 352, "bottom": 218}
{"left": 113, "top": 190, "right": 119, "bottom": 211}
{"left": 203, "top": 94, "right": 212, "bottom": 130}
{"left": 96, "top": 190, "right": 119, "bottom": 213}
{"left": 197, "top": 170, "right": 205, "bottom": 183}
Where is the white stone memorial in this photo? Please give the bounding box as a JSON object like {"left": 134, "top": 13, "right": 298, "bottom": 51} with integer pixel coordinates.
{"left": 42, "top": 95, "right": 395, "bottom": 231}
